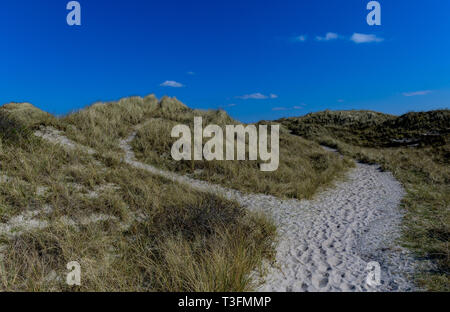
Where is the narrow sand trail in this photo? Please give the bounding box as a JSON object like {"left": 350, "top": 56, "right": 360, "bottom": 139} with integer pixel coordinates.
{"left": 119, "top": 131, "right": 417, "bottom": 291}
{"left": 35, "top": 127, "right": 418, "bottom": 291}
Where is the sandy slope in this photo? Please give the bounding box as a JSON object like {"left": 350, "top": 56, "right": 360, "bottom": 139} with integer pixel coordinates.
{"left": 36, "top": 127, "right": 418, "bottom": 291}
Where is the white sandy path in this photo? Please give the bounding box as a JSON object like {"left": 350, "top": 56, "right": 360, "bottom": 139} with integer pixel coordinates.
{"left": 34, "top": 126, "right": 418, "bottom": 291}
{"left": 119, "top": 132, "right": 417, "bottom": 292}
{"left": 34, "top": 127, "right": 96, "bottom": 155}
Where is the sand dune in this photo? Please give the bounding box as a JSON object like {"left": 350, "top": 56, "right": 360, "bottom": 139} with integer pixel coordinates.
{"left": 36, "top": 126, "right": 418, "bottom": 291}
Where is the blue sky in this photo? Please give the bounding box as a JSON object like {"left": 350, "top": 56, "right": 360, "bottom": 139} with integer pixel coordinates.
{"left": 1, "top": 0, "right": 449, "bottom": 123}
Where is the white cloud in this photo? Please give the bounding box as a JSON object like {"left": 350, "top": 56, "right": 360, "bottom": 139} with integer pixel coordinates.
{"left": 160, "top": 80, "right": 184, "bottom": 88}
{"left": 350, "top": 33, "right": 384, "bottom": 44}
{"left": 273, "top": 104, "right": 305, "bottom": 111}
{"left": 337, "top": 99, "right": 345, "bottom": 103}
{"left": 402, "top": 90, "right": 432, "bottom": 97}
{"left": 187, "top": 71, "right": 195, "bottom": 75}
{"left": 316, "top": 32, "right": 339, "bottom": 41}
{"left": 296, "top": 32, "right": 384, "bottom": 44}
{"left": 237, "top": 93, "right": 267, "bottom": 99}
{"left": 293, "top": 103, "right": 306, "bottom": 109}
{"left": 218, "top": 103, "right": 237, "bottom": 109}
{"left": 236, "top": 93, "right": 277, "bottom": 100}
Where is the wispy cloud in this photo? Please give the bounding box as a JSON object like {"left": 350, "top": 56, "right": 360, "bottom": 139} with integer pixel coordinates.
{"left": 236, "top": 93, "right": 278, "bottom": 100}
{"left": 294, "top": 35, "right": 307, "bottom": 42}
{"left": 160, "top": 80, "right": 184, "bottom": 88}
{"left": 274, "top": 104, "right": 306, "bottom": 111}
{"left": 316, "top": 32, "right": 339, "bottom": 41}
{"left": 187, "top": 71, "right": 195, "bottom": 75}
{"left": 237, "top": 93, "right": 267, "bottom": 100}
{"left": 402, "top": 90, "right": 432, "bottom": 97}
{"left": 337, "top": 99, "right": 345, "bottom": 103}
{"left": 217, "top": 103, "right": 237, "bottom": 109}
{"left": 350, "top": 33, "right": 384, "bottom": 43}
{"left": 299, "top": 32, "right": 385, "bottom": 44}
{"left": 293, "top": 103, "right": 306, "bottom": 109}
{"left": 223, "top": 103, "right": 237, "bottom": 107}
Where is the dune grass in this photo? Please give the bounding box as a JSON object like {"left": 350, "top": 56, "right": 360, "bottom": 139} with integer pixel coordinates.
{"left": 0, "top": 100, "right": 276, "bottom": 291}
{"left": 45, "top": 95, "right": 352, "bottom": 200}
{"left": 130, "top": 105, "right": 353, "bottom": 200}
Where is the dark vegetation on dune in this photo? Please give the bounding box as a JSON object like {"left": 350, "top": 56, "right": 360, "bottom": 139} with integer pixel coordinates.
{"left": 279, "top": 109, "right": 450, "bottom": 291}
